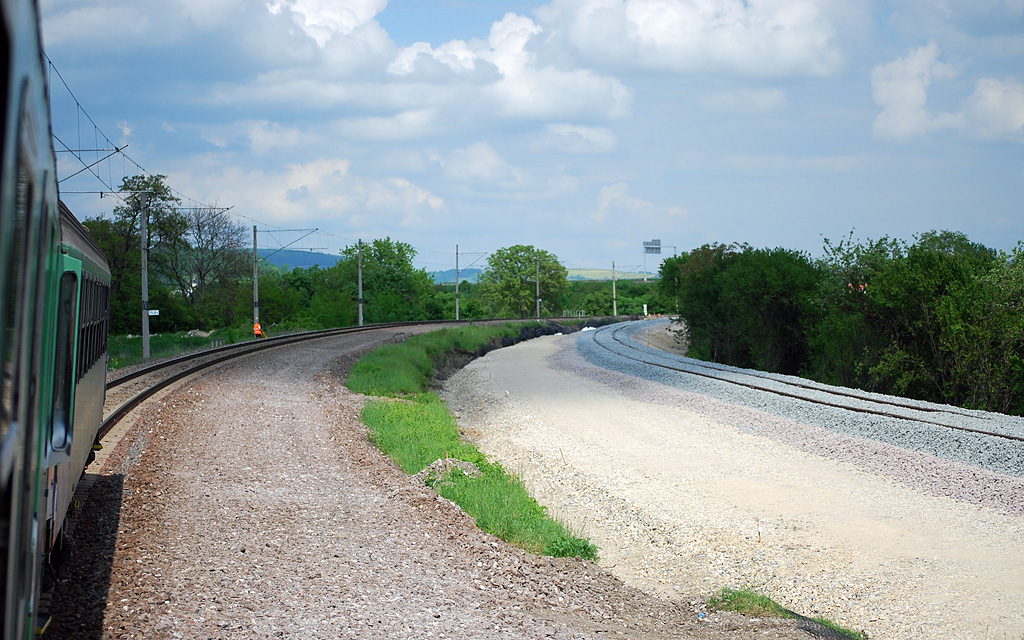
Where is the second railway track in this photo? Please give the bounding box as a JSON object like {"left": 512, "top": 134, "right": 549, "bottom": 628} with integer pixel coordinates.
{"left": 580, "top": 320, "right": 1024, "bottom": 477}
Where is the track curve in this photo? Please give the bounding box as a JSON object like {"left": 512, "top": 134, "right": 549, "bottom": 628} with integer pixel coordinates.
{"left": 100, "top": 321, "right": 466, "bottom": 441}
{"left": 578, "top": 319, "right": 1024, "bottom": 476}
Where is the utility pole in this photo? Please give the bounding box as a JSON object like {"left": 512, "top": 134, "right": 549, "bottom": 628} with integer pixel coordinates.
{"left": 253, "top": 225, "right": 260, "bottom": 335}
{"left": 357, "top": 239, "right": 364, "bottom": 327}
{"left": 612, "top": 261, "right": 618, "bottom": 317}
{"left": 535, "top": 252, "right": 541, "bottom": 320}
{"left": 251, "top": 226, "right": 318, "bottom": 336}
{"left": 141, "top": 193, "right": 151, "bottom": 360}
{"left": 455, "top": 244, "right": 460, "bottom": 321}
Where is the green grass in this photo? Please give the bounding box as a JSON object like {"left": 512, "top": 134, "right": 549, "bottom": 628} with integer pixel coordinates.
{"left": 108, "top": 331, "right": 234, "bottom": 369}
{"left": 708, "top": 587, "right": 866, "bottom": 639}
{"left": 347, "top": 324, "right": 521, "bottom": 396}
{"left": 351, "top": 323, "right": 598, "bottom": 561}
{"left": 108, "top": 322, "right": 333, "bottom": 370}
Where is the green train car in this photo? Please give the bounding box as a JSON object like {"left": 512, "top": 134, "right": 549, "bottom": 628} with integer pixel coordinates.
{"left": 1, "top": 0, "right": 112, "bottom": 636}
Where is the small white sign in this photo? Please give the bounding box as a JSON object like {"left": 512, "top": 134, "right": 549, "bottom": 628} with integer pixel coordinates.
{"left": 148, "top": 309, "right": 160, "bottom": 316}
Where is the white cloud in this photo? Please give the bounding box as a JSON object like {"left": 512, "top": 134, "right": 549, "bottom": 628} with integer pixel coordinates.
{"left": 699, "top": 88, "right": 788, "bottom": 114}
{"left": 387, "top": 13, "right": 632, "bottom": 120}
{"left": 388, "top": 40, "right": 482, "bottom": 76}
{"left": 443, "top": 143, "right": 518, "bottom": 183}
{"left": 42, "top": 3, "right": 160, "bottom": 47}
{"left": 871, "top": 42, "right": 963, "bottom": 139}
{"left": 592, "top": 182, "right": 688, "bottom": 225}
{"left": 535, "top": 0, "right": 843, "bottom": 77}
{"left": 337, "top": 109, "right": 439, "bottom": 140}
{"left": 266, "top": 0, "right": 388, "bottom": 47}
{"left": 872, "top": 43, "right": 1024, "bottom": 141}
{"left": 176, "top": 156, "right": 442, "bottom": 229}
{"left": 594, "top": 182, "right": 652, "bottom": 222}
{"left": 198, "top": 120, "right": 312, "bottom": 154}
{"left": 964, "top": 77, "right": 1024, "bottom": 138}
{"left": 541, "top": 124, "right": 617, "bottom": 153}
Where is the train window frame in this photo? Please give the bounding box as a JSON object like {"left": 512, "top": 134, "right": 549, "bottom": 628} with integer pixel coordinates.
{"left": 49, "top": 261, "right": 80, "bottom": 458}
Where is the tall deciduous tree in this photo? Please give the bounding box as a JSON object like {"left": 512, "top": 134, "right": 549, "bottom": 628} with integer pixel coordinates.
{"left": 162, "top": 205, "right": 248, "bottom": 305}
{"left": 337, "top": 238, "right": 435, "bottom": 323}
{"left": 82, "top": 174, "right": 183, "bottom": 333}
{"left": 479, "top": 245, "right": 567, "bottom": 318}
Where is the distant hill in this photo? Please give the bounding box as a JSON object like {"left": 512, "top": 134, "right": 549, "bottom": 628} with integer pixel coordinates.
{"left": 432, "top": 268, "right": 482, "bottom": 284}
{"left": 258, "top": 249, "right": 340, "bottom": 269}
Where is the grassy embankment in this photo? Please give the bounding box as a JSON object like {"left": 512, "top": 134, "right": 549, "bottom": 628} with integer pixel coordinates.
{"left": 709, "top": 587, "right": 866, "bottom": 639}
{"left": 347, "top": 323, "right": 598, "bottom": 560}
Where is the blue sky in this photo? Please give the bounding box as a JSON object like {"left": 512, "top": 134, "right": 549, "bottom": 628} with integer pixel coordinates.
{"left": 41, "top": 0, "right": 1023, "bottom": 273}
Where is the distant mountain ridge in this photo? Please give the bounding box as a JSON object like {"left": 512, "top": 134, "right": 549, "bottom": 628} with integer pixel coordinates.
{"left": 258, "top": 248, "right": 340, "bottom": 269}
{"left": 432, "top": 268, "right": 481, "bottom": 284}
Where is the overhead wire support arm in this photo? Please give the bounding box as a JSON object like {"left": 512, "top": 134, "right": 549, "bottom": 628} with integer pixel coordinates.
{"left": 256, "top": 228, "right": 320, "bottom": 261}
{"left": 57, "top": 145, "right": 126, "bottom": 183}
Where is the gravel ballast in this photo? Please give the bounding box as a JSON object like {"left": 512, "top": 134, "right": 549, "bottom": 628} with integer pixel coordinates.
{"left": 442, "top": 324, "right": 1024, "bottom": 640}
{"left": 49, "top": 327, "right": 816, "bottom": 640}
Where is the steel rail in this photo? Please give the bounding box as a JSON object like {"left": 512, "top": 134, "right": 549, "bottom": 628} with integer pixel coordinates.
{"left": 593, "top": 323, "right": 1024, "bottom": 444}
{"left": 106, "top": 321, "right": 438, "bottom": 390}
{"left": 99, "top": 321, "right": 463, "bottom": 440}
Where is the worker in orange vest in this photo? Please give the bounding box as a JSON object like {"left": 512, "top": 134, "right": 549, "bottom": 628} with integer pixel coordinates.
{"left": 254, "top": 322, "right": 264, "bottom": 338}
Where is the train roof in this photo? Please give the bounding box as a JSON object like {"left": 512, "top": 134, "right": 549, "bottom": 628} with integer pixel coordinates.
{"left": 59, "top": 201, "right": 110, "bottom": 279}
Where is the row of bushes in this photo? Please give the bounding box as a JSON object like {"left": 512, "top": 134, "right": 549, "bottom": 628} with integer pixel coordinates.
{"left": 659, "top": 231, "right": 1024, "bottom": 415}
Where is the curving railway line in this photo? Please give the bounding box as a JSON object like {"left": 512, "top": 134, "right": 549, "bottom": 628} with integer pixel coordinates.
{"left": 592, "top": 321, "right": 1024, "bottom": 442}
{"left": 100, "top": 323, "right": 438, "bottom": 440}
{"left": 579, "top": 320, "right": 1024, "bottom": 477}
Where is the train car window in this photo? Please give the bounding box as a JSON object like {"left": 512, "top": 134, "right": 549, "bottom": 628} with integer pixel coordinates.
{"left": 51, "top": 271, "right": 78, "bottom": 452}
{"left": 75, "top": 274, "right": 110, "bottom": 379}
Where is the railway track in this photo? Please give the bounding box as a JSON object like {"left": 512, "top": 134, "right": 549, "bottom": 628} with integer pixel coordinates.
{"left": 587, "top": 321, "right": 1024, "bottom": 444}
{"left": 100, "top": 321, "right": 472, "bottom": 440}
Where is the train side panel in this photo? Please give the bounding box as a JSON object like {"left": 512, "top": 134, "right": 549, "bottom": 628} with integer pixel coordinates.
{"left": 49, "top": 204, "right": 110, "bottom": 543}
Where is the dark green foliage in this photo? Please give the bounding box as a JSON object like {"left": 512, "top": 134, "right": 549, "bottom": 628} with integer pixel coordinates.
{"left": 709, "top": 588, "right": 865, "bottom": 639}
{"left": 661, "top": 230, "right": 1024, "bottom": 415}
{"left": 478, "top": 245, "right": 567, "bottom": 317}
{"left": 557, "top": 279, "right": 664, "bottom": 317}
{"left": 337, "top": 238, "right": 435, "bottom": 323}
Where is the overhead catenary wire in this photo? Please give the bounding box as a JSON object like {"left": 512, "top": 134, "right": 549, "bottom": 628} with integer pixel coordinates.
{"left": 44, "top": 57, "right": 622, "bottom": 273}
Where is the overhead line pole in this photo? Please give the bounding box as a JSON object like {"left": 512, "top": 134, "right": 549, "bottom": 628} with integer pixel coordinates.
{"left": 253, "top": 226, "right": 260, "bottom": 335}
{"left": 612, "top": 261, "right": 617, "bottom": 317}
{"left": 358, "top": 239, "right": 364, "bottom": 327}
{"left": 141, "top": 193, "right": 151, "bottom": 360}
{"left": 535, "top": 252, "right": 541, "bottom": 320}
{"left": 455, "top": 244, "right": 460, "bottom": 321}
{"left": 252, "top": 227, "right": 317, "bottom": 336}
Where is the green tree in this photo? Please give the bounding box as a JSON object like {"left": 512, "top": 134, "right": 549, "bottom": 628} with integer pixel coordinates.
{"left": 866, "top": 231, "right": 998, "bottom": 403}
{"left": 660, "top": 243, "right": 746, "bottom": 363}
{"left": 478, "top": 245, "right": 567, "bottom": 318}
{"left": 806, "top": 233, "right": 904, "bottom": 388}
{"left": 718, "top": 247, "right": 821, "bottom": 374}
{"left": 162, "top": 205, "right": 249, "bottom": 308}
{"left": 337, "top": 238, "right": 435, "bottom": 323}
{"left": 82, "top": 174, "right": 184, "bottom": 333}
